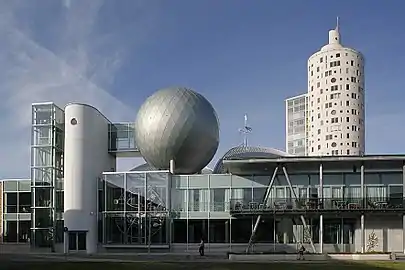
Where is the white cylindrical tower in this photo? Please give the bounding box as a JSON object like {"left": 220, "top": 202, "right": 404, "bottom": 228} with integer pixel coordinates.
{"left": 307, "top": 21, "right": 365, "bottom": 156}
{"left": 63, "top": 103, "right": 116, "bottom": 254}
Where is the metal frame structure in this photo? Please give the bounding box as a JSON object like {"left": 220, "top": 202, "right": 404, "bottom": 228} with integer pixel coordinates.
{"left": 30, "top": 102, "right": 64, "bottom": 250}
{"left": 224, "top": 156, "right": 405, "bottom": 254}
{"left": 1, "top": 179, "right": 31, "bottom": 243}
{"left": 101, "top": 171, "right": 170, "bottom": 249}
{"left": 246, "top": 166, "right": 316, "bottom": 253}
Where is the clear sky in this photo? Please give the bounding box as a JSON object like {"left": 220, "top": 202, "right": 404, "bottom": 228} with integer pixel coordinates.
{"left": 0, "top": 0, "right": 404, "bottom": 178}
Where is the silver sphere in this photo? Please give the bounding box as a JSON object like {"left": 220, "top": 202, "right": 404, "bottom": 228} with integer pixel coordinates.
{"left": 134, "top": 87, "right": 220, "bottom": 174}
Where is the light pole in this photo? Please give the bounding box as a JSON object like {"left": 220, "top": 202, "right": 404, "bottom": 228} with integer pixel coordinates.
{"left": 148, "top": 212, "right": 152, "bottom": 254}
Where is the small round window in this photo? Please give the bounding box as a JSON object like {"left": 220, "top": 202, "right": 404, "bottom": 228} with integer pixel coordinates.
{"left": 331, "top": 110, "right": 336, "bottom": 115}
{"left": 331, "top": 78, "right": 336, "bottom": 83}
{"left": 331, "top": 142, "right": 337, "bottom": 147}
{"left": 70, "top": 118, "right": 78, "bottom": 125}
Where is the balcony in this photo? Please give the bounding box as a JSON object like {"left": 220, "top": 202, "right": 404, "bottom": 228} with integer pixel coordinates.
{"left": 229, "top": 197, "right": 405, "bottom": 215}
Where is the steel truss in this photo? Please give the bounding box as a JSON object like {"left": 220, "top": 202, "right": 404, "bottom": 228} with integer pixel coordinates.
{"left": 246, "top": 165, "right": 316, "bottom": 253}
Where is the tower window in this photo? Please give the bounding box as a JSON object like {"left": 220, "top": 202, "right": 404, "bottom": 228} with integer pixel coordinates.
{"left": 330, "top": 61, "right": 341, "bottom": 67}
{"left": 336, "top": 53, "right": 340, "bottom": 58}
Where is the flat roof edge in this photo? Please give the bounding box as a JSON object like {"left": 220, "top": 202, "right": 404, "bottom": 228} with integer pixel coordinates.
{"left": 223, "top": 155, "right": 405, "bottom": 164}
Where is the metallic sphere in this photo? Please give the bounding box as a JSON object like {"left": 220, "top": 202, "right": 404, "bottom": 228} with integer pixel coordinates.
{"left": 134, "top": 87, "right": 220, "bottom": 174}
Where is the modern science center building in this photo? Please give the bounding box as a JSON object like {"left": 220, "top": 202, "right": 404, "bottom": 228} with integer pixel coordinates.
{"left": 3, "top": 86, "right": 405, "bottom": 255}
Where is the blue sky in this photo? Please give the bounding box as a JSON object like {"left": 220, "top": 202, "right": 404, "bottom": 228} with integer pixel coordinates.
{"left": 0, "top": 0, "right": 404, "bottom": 178}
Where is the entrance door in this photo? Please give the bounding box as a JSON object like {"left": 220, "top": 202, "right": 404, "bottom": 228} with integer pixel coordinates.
{"left": 68, "top": 231, "right": 87, "bottom": 251}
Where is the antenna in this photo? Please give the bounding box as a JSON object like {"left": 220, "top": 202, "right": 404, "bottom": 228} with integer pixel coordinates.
{"left": 336, "top": 16, "right": 340, "bottom": 31}
{"left": 238, "top": 113, "right": 252, "bottom": 147}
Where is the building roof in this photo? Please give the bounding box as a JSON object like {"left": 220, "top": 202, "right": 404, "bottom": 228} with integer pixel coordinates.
{"left": 130, "top": 163, "right": 213, "bottom": 174}
{"left": 223, "top": 155, "right": 405, "bottom": 175}
{"left": 213, "top": 145, "right": 289, "bottom": 173}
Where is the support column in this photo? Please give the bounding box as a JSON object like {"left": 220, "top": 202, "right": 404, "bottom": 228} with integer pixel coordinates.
{"left": 123, "top": 173, "right": 127, "bottom": 244}
{"left": 63, "top": 231, "right": 68, "bottom": 254}
{"left": 319, "top": 163, "right": 323, "bottom": 254}
{"left": 103, "top": 175, "right": 107, "bottom": 245}
{"left": 229, "top": 218, "right": 232, "bottom": 253}
{"left": 319, "top": 215, "right": 323, "bottom": 254}
{"left": 360, "top": 164, "right": 365, "bottom": 253}
{"left": 403, "top": 215, "right": 405, "bottom": 255}
{"left": 167, "top": 171, "right": 172, "bottom": 248}
{"left": 273, "top": 216, "right": 276, "bottom": 252}
{"left": 361, "top": 215, "right": 365, "bottom": 253}
{"left": 402, "top": 164, "right": 405, "bottom": 254}
{"left": 246, "top": 166, "right": 278, "bottom": 253}
{"left": 282, "top": 166, "right": 317, "bottom": 253}
{"left": 229, "top": 176, "right": 232, "bottom": 253}
{"left": 186, "top": 175, "right": 189, "bottom": 252}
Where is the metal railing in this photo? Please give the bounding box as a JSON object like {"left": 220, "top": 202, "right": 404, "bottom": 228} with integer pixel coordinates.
{"left": 230, "top": 197, "right": 405, "bottom": 213}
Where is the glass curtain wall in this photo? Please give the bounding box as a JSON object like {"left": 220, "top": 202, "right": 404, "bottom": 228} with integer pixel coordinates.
{"left": 31, "top": 103, "right": 64, "bottom": 249}
{"left": 108, "top": 123, "right": 137, "bottom": 152}
{"left": 170, "top": 171, "right": 403, "bottom": 248}
{"left": 101, "top": 171, "right": 169, "bottom": 246}
{"left": 2, "top": 180, "right": 31, "bottom": 243}
{"left": 98, "top": 169, "right": 403, "bottom": 249}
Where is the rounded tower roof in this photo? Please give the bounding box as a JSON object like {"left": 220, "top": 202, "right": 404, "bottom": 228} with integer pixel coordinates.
{"left": 213, "top": 145, "right": 288, "bottom": 174}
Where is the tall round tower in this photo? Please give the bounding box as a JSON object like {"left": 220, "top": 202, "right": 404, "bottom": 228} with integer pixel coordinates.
{"left": 307, "top": 19, "right": 365, "bottom": 156}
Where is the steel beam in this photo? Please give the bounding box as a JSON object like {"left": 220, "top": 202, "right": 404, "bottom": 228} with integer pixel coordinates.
{"left": 282, "top": 166, "right": 317, "bottom": 253}
{"left": 246, "top": 166, "right": 279, "bottom": 253}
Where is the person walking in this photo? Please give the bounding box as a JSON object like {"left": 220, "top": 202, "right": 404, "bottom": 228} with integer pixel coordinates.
{"left": 198, "top": 238, "right": 205, "bottom": 256}
{"left": 297, "top": 243, "right": 306, "bottom": 260}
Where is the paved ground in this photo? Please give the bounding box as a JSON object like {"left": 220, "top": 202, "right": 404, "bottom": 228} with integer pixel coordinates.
{"left": 1, "top": 253, "right": 404, "bottom": 264}
{"left": 0, "top": 253, "right": 227, "bottom": 263}
{"left": 1, "top": 246, "right": 405, "bottom": 264}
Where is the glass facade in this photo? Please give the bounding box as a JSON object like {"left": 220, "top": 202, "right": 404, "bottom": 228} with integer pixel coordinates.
{"left": 286, "top": 94, "right": 308, "bottom": 156}
{"left": 98, "top": 170, "right": 404, "bottom": 250}
{"left": 30, "top": 103, "right": 64, "bottom": 249}
{"left": 108, "top": 123, "right": 138, "bottom": 153}
{"left": 231, "top": 172, "right": 403, "bottom": 212}
{"left": 101, "top": 172, "right": 169, "bottom": 246}
{"left": 1, "top": 179, "right": 31, "bottom": 243}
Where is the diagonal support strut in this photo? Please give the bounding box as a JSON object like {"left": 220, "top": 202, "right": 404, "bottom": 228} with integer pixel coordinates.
{"left": 282, "top": 166, "right": 317, "bottom": 253}
{"left": 246, "top": 166, "right": 279, "bottom": 253}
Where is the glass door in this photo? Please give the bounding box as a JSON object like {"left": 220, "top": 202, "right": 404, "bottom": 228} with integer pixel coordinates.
{"left": 68, "top": 231, "right": 87, "bottom": 252}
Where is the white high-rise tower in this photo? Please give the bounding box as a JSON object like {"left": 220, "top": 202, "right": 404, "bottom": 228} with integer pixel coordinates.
{"left": 306, "top": 18, "right": 365, "bottom": 156}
